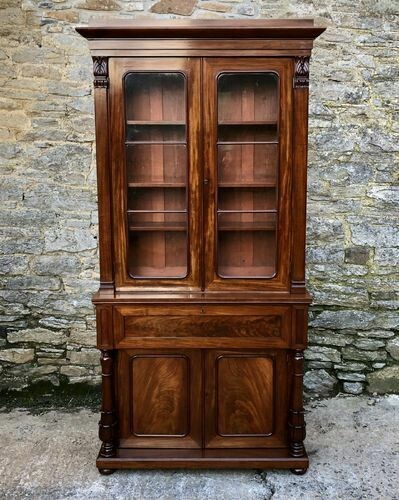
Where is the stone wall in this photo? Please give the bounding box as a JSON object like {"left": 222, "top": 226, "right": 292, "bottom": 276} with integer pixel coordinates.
{"left": 0, "top": 0, "right": 398, "bottom": 396}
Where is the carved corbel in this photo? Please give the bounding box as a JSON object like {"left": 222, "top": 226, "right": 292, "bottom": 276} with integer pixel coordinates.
{"left": 294, "top": 56, "right": 310, "bottom": 89}
{"left": 93, "top": 56, "right": 109, "bottom": 89}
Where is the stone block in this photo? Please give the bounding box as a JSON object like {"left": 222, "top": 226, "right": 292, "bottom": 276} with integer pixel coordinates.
{"left": 7, "top": 328, "right": 67, "bottom": 346}
{"left": 342, "top": 347, "right": 387, "bottom": 362}
{"left": 69, "top": 328, "right": 96, "bottom": 347}
{"left": 357, "top": 329, "right": 394, "bottom": 339}
{"left": 236, "top": 3, "right": 257, "bottom": 16}
{"left": 151, "top": 0, "right": 197, "bottom": 15}
{"left": 304, "top": 369, "right": 338, "bottom": 397}
{"left": 344, "top": 246, "right": 370, "bottom": 265}
{"left": 334, "top": 361, "right": 367, "bottom": 372}
{"left": 306, "top": 346, "right": 341, "bottom": 363}
{"left": 386, "top": 338, "right": 399, "bottom": 361}
{"left": 337, "top": 372, "right": 366, "bottom": 382}
{"left": 308, "top": 330, "right": 353, "bottom": 347}
{"left": 310, "top": 310, "right": 375, "bottom": 330}
{"left": 353, "top": 338, "right": 385, "bottom": 351}
{"left": 60, "top": 365, "right": 88, "bottom": 377}
{"left": 31, "top": 255, "right": 80, "bottom": 275}
{"left": 199, "top": 1, "right": 231, "bottom": 12}
{"left": 367, "top": 366, "right": 399, "bottom": 394}
{"left": 343, "top": 382, "right": 363, "bottom": 395}
{"left": 0, "top": 348, "right": 34, "bottom": 364}
{"left": 69, "top": 349, "right": 99, "bottom": 366}
{"left": 76, "top": 0, "right": 119, "bottom": 10}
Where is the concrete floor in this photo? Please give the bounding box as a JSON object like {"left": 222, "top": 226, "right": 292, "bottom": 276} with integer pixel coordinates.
{"left": 0, "top": 395, "right": 398, "bottom": 499}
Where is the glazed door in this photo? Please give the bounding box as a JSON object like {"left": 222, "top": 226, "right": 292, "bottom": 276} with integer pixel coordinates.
{"left": 204, "top": 350, "right": 288, "bottom": 448}
{"left": 203, "top": 59, "right": 293, "bottom": 291}
{"left": 110, "top": 58, "right": 201, "bottom": 290}
{"left": 118, "top": 349, "right": 202, "bottom": 448}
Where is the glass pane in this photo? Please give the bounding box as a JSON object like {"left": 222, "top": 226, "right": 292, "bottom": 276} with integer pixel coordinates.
{"left": 218, "top": 188, "right": 276, "bottom": 212}
{"left": 218, "top": 144, "right": 277, "bottom": 185}
{"left": 218, "top": 73, "right": 278, "bottom": 123}
{"left": 216, "top": 73, "right": 279, "bottom": 279}
{"left": 127, "top": 145, "right": 187, "bottom": 185}
{"left": 126, "top": 124, "right": 185, "bottom": 143}
{"left": 218, "top": 125, "right": 277, "bottom": 143}
{"left": 125, "top": 73, "right": 185, "bottom": 122}
{"left": 124, "top": 72, "right": 188, "bottom": 279}
{"left": 129, "top": 232, "right": 187, "bottom": 279}
{"left": 217, "top": 213, "right": 277, "bottom": 278}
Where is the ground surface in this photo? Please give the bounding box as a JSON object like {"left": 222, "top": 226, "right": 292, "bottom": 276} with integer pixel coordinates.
{"left": 0, "top": 394, "right": 398, "bottom": 499}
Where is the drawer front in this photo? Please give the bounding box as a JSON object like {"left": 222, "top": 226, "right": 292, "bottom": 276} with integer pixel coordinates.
{"left": 114, "top": 305, "right": 291, "bottom": 348}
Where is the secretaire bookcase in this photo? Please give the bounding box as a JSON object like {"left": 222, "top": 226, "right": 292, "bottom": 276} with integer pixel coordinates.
{"left": 76, "top": 19, "right": 325, "bottom": 474}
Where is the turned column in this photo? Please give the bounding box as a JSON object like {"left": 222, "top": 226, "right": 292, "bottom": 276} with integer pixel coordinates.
{"left": 288, "top": 349, "right": 306, "bottom": 459}
{"left": 99, "top": 349, "right": 116, "bottom": 458}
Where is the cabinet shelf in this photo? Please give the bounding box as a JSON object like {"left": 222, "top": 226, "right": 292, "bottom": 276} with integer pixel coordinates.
{"left": 126, "top": 120, "right": 185, "bottom": 125}
{"left": 129, "top": 222, "right": 187, "bottom": 232}
{"left": 218, "top": 265, "right": 276, "bottom": 278}
{"left": 126, "top": 141, "right": 186, "bottom": 145}
{"left": 218, "top": 120, "right": 277, "bottom": 125}
{"left": 217, "top": 141, "right": 278, "bottom": 145}
{"left": 218, "top": 221, "right": 276, "bottom": 231}
{"left": 129, "top": 266, "right": 187, "bottom": 278}
{"left": 128, "top": 182, "right": 186, "bottom": 188}
{"left": 218, "top": 182, "right": 276, "bottom": 188}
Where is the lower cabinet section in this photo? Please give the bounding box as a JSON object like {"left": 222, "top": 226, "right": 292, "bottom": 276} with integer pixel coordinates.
{"left": 117, "top": 348, "right": 287, "bottom": 450}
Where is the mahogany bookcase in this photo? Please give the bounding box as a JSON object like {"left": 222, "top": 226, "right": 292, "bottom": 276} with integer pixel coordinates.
{"left": 77, "top": 19, "right": 325, "bottom": 474}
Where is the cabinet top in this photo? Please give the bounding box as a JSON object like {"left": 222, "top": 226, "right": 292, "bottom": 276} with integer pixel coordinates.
{"left": 76, "top": 19, "right": 325, "bottom": 40}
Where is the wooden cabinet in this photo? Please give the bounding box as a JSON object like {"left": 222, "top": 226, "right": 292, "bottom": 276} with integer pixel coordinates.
{"left": 77, "top": 19, "right": 325, "bottom": 474}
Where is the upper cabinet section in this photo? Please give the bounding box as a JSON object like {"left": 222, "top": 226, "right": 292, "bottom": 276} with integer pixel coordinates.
{"left": 78, "top": 20, "right": 325, "bottom": 294}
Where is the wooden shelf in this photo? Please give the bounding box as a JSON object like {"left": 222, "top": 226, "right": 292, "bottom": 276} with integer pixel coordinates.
{"left": 217, "top": 141, "right": 278, "bottom": 145}
{"left": 218, "top": 265, "right": 276, "bottom": 278}
{"left": 127, "top": 120, "right": 185, "bottom": 125}
{"left": 129, "top": 266, "right": 187, "bottom": 279}
{"left": 126, "top": 141, "right": 186, "bottom": 145}
{"left": 218, "top": 121, "right": 277, "bottom": 126}
{"left": 129, "top": 222, "right": 187, "bottom": 232}
{"left": 218, "top": 182, "right": 276, "bottom": 188}
{"left": 218, "top": 221, "right": 275, "bottom": 231}
{"left": 128, "top": 182, "right": 186, "bottom": 188}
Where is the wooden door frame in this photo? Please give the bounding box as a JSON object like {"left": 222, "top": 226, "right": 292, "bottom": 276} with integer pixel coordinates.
{"left": 203, "top": 58, "right": 293, "bottom": 292}
{"left": 204, "top": 349, "right": 288, "bottom": 448}
{"left": 109, "top": 57, "right": 202, "bottom": 291}
{"left": 117, "top": 349, "right": 202, "bottom": 448}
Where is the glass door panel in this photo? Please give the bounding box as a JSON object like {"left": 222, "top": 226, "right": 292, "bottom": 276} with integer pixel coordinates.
{"left": 124, "top": 72, "right": 188, "bottom": 278}
{"left": 216, "top": 72, "right": 279, "bottom": 279}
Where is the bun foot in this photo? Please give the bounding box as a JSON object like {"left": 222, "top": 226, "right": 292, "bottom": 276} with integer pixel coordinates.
{"left": 291, "top": 467, "right": 307, "bottom": 475}
{"left": 98, "top": 468, "right": 116, "bottom": 475}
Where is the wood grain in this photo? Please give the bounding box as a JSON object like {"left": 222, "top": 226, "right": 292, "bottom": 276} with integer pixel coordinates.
{"left": 205, "top": 349, "right": 288, "bottom": 449}
{"left": 131, "top": 355, "right": 189, "bottom": 436}
{"left": 117, "top": 349, "right": 201, "bottom": 449}
{"left": 217, "top": 355, "right": 274, "bottom": 436}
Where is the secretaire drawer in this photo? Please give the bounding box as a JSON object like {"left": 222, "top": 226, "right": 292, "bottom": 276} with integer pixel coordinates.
{"left": 114, "top": 305, "right": 291, "bottom": 348}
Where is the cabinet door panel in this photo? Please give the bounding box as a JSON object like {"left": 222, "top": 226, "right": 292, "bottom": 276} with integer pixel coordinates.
{"left": 118, "top": 349, "right": 201, "bottom": 448}
{"left": 203, "top": 58, "right": 293, "bottom": 291}
{"left": 110, "top": 58, "right": 201, "bottom": 290}
{"left": 205, "top": 350, "right": 288, "bottom": 448}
